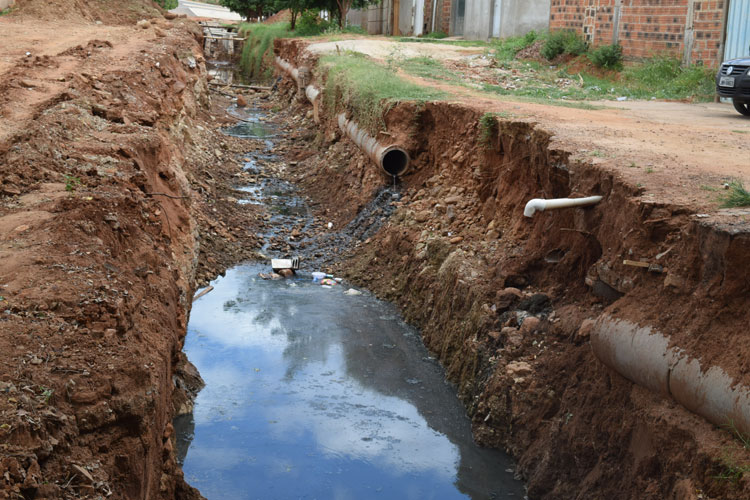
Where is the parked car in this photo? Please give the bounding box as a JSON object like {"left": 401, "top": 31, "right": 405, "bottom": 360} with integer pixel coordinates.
{"left": 716, "top": 57, "right": 750, "bottom": 116}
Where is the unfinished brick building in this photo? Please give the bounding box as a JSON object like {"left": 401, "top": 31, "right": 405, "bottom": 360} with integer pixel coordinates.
{"left": 549, "top": 0, "right": 747, "bottom": 68}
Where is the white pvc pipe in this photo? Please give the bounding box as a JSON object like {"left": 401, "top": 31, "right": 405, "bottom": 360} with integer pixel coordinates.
{"left": 274, "top": 56, "right": 301, "bottom": 88}
{"left": 524, "top": 196, "right": 603, "bottom": 217}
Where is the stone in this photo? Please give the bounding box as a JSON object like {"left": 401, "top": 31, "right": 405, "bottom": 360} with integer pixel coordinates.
{"left": 520, "top": 316, "right": 541, "bottom": 334}
{"left": 13, "top": 225, "right": 30, "bottom": 233}
{"left": 486, "top": 229, "right": 500, "bottom": 240}
{"left": 518, "top": 293, "right": 550, "bottom": 314}
{"left": 414, "top": 210, "right": 431, "bottom": 223}
{"left": 236, "top": 95, "right": 247, "bottom": 107}
{"left": 664, "top": 272, "right": 686, "bottom": 291}
{"left": 1, "top": 184, "right": 21, "bottom": 196}
{"left": 444, "top": 195, "right": 461, "bottom": 205}
{"left": 278, "top": 269, "right": 294, "bottom": 278}
{"left": 576, "top": 318, "right": 596, "bottom": 339}
{"left": 154, "top": 27, "right": 166, "bottom": 38}
{"left": 502, "top": 327, "right": 523, "bottom": 347}
{"left": 164, "top": 12, "right": 178, "bottom": 19}
{"left": 488, "top": 330, "right": 501, "bottom": 341}
{"left": 449, "top": 236, "right": 463, "bottom": 244}
{"left": 137, "top": 19, "right": 150, "bottom": 29}
{"left": 506, "top": 361, "right": 532, "bottom": 377}
{"left": 495, "top": 287, "right": 522, "bottom": 311}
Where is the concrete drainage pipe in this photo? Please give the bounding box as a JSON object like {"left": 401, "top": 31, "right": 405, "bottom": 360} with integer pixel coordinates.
{"left": 274, "top": 56, "right": 301, "bottom": 88}
{"left": 591, "top": 316, "right": 750, "bottom": 437}
{"left": 337, "top": 113, "right": 410, "bottom": 177}
{"left": 524, "top": 196, "right": 603, "bottom": 217}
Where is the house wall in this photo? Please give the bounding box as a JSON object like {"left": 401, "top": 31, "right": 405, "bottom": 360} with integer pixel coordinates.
{"left": 500, "top": 0, "right": 551, "bottom": 37}
{"left": 0, "top": 0, "right": 16, "bottom": 10}
{"left": 549, "top": 0, "right": 727, "bottom": 67}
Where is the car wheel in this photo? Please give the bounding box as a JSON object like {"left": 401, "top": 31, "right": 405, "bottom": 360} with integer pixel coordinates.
{"left": 733, "top": 100, "right": 750, "bottom": 116}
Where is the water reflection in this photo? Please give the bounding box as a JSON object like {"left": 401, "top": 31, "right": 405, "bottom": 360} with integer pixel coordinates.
{"left": 178, "top": 265, "right": 524, "bottom": 499}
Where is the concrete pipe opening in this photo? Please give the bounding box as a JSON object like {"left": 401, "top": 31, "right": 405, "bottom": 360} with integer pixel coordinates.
{"left": 381, "top": 147, "right": 409, "bottom": 177}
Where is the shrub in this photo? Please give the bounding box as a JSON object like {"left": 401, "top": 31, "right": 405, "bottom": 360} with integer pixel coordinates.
{"left": 155, "top": 0, "right": 178, "bottom": 10}
{"left": 589, "top": 43, "right": 623, "bottom": 70}
{"left": 295, "top": 10, "right": 331, "bottom": 36}
{"left": 542, "top": 30, "right": 587, "bottom": 60}
{"left": 424, "top": 31, "right": 448, "bottom": 39}
{"left": 494, "top": 30, "right": 540, "bottom": 61}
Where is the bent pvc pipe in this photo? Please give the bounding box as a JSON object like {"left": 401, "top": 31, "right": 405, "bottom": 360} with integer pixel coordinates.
{"left": 337, "top": 113, "right": 410, "bottom": 177}
{"left": 591, "top": 316, "right": 750, "bottom": 437}
{"left": 524, "top": 196, "right": 603, "bottom": 218}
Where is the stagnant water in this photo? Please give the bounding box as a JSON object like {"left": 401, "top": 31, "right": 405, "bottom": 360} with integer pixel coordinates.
{"left": 177, "top": 267, "right": 525, "bottom": 499}
{"left": 175, "top": 79, "right": 525, "bottom": 499}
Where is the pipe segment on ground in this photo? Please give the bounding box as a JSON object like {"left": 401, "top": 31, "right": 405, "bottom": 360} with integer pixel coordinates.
{"left": 523, "top": 196, "right": 603, "bottom": 217}
{"left": 591, "top": 316, "right": 750, "bottom": 437}
{"left": 336, "top": 113, "right": 410, "bottom": 177}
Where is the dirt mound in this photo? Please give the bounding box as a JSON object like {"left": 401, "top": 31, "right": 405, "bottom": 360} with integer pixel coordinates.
{"left": 264, "top": 8, "right": 291, "bottom": 24}
{"left": 515, "top": 39, "right": 545, "bottom": 62}
{"left": 13, "top": 0, "right": 163, "bottom": 24}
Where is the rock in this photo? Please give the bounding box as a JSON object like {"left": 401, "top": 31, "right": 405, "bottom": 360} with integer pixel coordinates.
{"left": 137, "top": 19, "right": 150, "bottom": 29}
{"left": 449, "top": 236, "right": 463, "bottom": 244}
{"left": 29, "top": 356, "right": 43, "bottom": 365}
{"left": 664, "top": 272, "right": 686, "bottom": 292}
{"left": 444, "top": 195, "right": 461, "bottom": 205}
{"left": 164, "top": 12, "right": 178, "bottom": 19}
{"left": 344, "top": 289, "right": 362, "bottom": 296}
{"left": 518, "top": 293, "right": 550, "bottom": 314}
{"left": 236, "top": 95, "right": 247, "bottom": 107}
{"left": 502, "top": 327, "right": 523, "bottom": 347}
{"left": 488, "top": 330, "right": 501, "bottom": 341}
{"left": 19, "top": 80, "right": 36, "bottom": 89}
{"left": 520, "top": 316, "right": 541, "bottom": 334}
{"left": 577, "top": 318, "right": 596, "bottom": 340}
{"left": 154, "top": 27, "right": 166, "bottom": 37}
{"left": 486, "top": 229, "right": 501, "bottom": 240}
{"left": 278, "top": 269, "right": 294, "bottom": 278}
{"left": 495, "top": 287, "right": 522, "bottom": 311}
{"left": 414, "top": 210, "right": 431, "bottom": 223}
{"left": 1, "top": 184, "right": 21, "bottom": 196}
{"left": 13, "top": 225, "right": 30, "bottom": 233}
{"left": 506, "top": 361, "right": 532, "bottom": 377}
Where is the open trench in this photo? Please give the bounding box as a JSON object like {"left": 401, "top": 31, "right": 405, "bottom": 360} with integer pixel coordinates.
{"left": 1, "top": 16, "right": 748, "bottom": 500}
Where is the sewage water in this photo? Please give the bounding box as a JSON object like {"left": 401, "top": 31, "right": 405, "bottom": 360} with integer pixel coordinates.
{"left": 177, "top": 267, "right": 525, "bottom": 500}
{"left": 176, "top": 89, "right": 524, "bottom": 499}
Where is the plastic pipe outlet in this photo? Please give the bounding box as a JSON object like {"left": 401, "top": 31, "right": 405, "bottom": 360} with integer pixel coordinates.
{"left": 337, "top": 113, "right": 410, "bottom": 177}
{"left": 524, "top": 196, "right": 603, "bottom": 217}
{"left": 591, "top": 316, "right": 750, "bottom": 437}
{"left": 274, "top": 56, "right": 301, "bottom": 88}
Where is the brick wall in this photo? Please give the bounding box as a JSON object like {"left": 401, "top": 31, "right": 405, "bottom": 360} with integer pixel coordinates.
{"left": 441, "top": 0, "right": 452, "bottom": 34}
{"left": 549, "top": 0, "right": 727, "bottom": 67}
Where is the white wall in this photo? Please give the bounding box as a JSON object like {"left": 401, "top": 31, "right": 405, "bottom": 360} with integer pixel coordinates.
{"left": 0, "top": 0, "right": 16, "bottom": 10}
{"left": 462, "top": 0, "right": 549, "bottom": 41}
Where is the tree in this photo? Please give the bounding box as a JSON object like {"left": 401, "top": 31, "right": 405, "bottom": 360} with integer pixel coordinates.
{"left": 271, "top": 0, "right": 315, "bottom": 30}
{"left": 220, "top": 0, "right": 268, "bottom": 21}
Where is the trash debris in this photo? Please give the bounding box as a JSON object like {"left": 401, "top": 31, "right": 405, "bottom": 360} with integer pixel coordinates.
{"left": 622, "top": 259, "right": 665, "bottom": 274}
{"left": 312, "top": 271, "right": 326, "bottom": 282}
{"left": 259, "top": 272, "right": 283, "bottom": 280}
{"left": 327, "top": 222, "right": 333, "bottom": 229}
{"left": 193, "top": 285, "right": 214, "bottom": 302}
{"left": 344, "top": 289, "right": 362, "bottom": 296}
{"left": 320, "top": 278, "right": 337, "bottom": 286}
{"left": 271, "top": 257, "right": 299, "bottom": 272}
{"left": 616, "top": 96, "right": 628, "bottom": 101}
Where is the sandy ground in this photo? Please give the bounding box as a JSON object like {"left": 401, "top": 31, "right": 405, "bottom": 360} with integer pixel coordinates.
{"left": 306, "top": 38, "right": 486, "bottom": 60}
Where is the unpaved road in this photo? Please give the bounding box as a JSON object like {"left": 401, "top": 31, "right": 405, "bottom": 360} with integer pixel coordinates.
{"left": 171, "top": 0, "right": 242, "bottom": 20}
{"left": 309, "top": 37, "right": 749, "bottom": 212}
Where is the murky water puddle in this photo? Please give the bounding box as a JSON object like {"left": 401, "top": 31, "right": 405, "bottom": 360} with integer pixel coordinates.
{"left": 177, "top": 266, "right": 525, "bottom": 499}
{"left": 176, "top": 90, "right": 525, "bottom": 499}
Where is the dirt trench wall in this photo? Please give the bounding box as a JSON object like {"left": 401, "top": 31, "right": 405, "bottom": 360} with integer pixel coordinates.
{"left": 0, "top": 22, "right": 209, "bottom": 500}
{"left": 274, "top": 38, "right": 750, "bottom": 499}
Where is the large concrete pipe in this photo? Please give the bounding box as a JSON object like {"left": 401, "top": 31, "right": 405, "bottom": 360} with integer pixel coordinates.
{"left": 305, "top": 85, "right": 321, "bottom": 123}
{"left": 591, "top": 316, "right": 750, "bottom": 437}
{"left": 337, "top": 113, "right": 410, "bottom": 177}
{"left": 274, "top": 56, "right": 301, "bottom": 88}
{"left": 524, "top": 196, "right": 603, "bottom": 217}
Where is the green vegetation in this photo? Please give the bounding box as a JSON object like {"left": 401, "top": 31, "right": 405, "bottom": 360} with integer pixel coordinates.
{"left": 493, "top": 30, "right": 539, "bottom": 61}
{"left": 239, "top": 22, "right": 292, "bottom": 81}
{"left": 154, "top": 0, "right": 178, "bottom": 9}
{"left": 294, "top": 9, "right": 331, "bottom": 35}
{"left": 719, "top": 180, "right": 750, "bottom": 208}
{"left": 589, "top": 43, "right": 623, "bottom": 70}
{"left": 423, "top": 31, "right": 448, "bottom": 39}
{"left": 620, "top": 56, "right": 715, "bottom": 100}
{"left": 541, "top": 30, "right": 588, "bottom": 60}
{"left": 320, "top": 52, "right": 445, "bottom": 132}
{"left": 478, "top": 113, "right": 499, "bottom": 148}
{"left": 63, "top": 174, "right": 83, "bottom": 192}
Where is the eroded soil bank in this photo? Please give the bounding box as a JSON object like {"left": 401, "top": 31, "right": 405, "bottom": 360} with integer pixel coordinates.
{"left": 270, "top": 38, "right": 750, "bottom": 500}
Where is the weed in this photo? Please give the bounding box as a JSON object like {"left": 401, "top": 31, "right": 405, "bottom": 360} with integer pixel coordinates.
{"left": 732, "top": 130, "right": 749, "bottom": 134}
{"left": 238, "top": 23, "right": 291, "bottom": 82}
{"left": 628, "top": 162, "right": 638, "bottom": 168}
{"left": 589, "top": 150, "right": 605, "bottom": 158}
{"left": 478, "top": 112, "right": 499, "bottom": 148}
{"left": 719, "top": 180, "right": 750, "bottom": 208}
{"left": 622, "top": 56, "right": 715, "bottom": 101}
{"left": 700, "top": 185, "right": 719, "bottom": 191}
{"left": 493, "top": 30, "right": 540, "bottom": 62}
{"left": 423, "top": 31, "right": 448, "bottom": 39}
{"left": 589, "top": 43, "right": 623, "bottom": 70}
{"left": 0, "top": 6, "right": 13, "bottom": 16}
{"left": 39, "top": 387, "right": 54, "bottom": 405}
{"left": 542, "top": 30, "right": 587, "bottom": 60}
{"left": 320, "top": 53, "right": 445, "bottom": 133}
{"left": 725, "top": 419, "right": 750, "bottom": 450}
{"left": 645, "top": 167, "right": 654, "bottom": 174}
{"left": 63, "top": 174, "right": 82, "bottom": 192}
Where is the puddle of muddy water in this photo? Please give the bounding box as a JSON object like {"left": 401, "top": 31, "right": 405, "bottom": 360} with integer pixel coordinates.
{"left": 177, "top": 266, "right": 525, "bottom": 500}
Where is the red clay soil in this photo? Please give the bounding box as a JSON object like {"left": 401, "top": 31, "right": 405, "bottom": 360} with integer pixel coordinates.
{"left": 0, "top": 2, "right": 264, "bottom": 498}
{"left": 274, "top": 38, "right": 750, "bottom": 500}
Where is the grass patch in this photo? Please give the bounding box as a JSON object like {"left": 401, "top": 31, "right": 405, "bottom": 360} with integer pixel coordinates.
{"left": 239, "top": 22, "right": 292, "bottom": 82}
{"left": 478, "top": 112, "right": 499, "bottom": 148}
{"left": 620, "top": 56, "right": 715, "bottom": 101}
{"left": 397, "top": 57, "right": 465, "bottom": 85}
{"left": 493, "top": 30, "right": 541, "bottom": 61}
{"left": 320, "top": 52, "right": 445, "bottom": 133}
{"left": 719, "top": 180, "right": 750, "bottom": 208}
